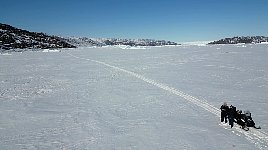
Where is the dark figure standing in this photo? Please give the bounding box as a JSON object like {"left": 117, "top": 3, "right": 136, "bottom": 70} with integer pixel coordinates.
{"left": 220, "top": 102, "right": 229, "bottom": 123}
{"left": 228, "top": 105, "right": 236, "bottom": 128}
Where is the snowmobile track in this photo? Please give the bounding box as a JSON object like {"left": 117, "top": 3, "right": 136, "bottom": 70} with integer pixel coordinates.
{"left": 67, "top": 53, "right": 268, "bottom": 150}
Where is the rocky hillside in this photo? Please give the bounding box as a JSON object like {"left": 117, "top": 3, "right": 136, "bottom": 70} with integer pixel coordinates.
{"left": 0, "top": 23, "right": 178, "bottom": 52}
{"left": 208, "top": 36, "right": 268, "bottom": 44}
{"left": 64, "top": 37, "right": 179, "bottom": 47}
{"left": 0, "top": 23, "right": 76, "bottom": 51}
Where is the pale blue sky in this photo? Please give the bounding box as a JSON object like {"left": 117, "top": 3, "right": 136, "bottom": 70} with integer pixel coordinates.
{"left": 1, "top": 0, "right": 268, "bottom": 42}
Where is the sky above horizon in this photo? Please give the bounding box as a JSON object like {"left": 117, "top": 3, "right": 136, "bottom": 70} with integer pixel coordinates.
{"left": 1, "top": 0, "right": 268, "bottom": 42}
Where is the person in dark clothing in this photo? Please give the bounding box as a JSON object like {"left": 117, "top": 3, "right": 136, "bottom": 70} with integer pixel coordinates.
{"left": 220, "top": 102, "right": 229, "bottom": 123}
{"left": 228, "top": 105, "right": 236, "bottom": 128}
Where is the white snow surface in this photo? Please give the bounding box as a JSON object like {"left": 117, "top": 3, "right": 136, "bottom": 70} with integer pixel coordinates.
{"left": 1, "top": 44, "right": 268, "bottom": 149}
{"left": 42, "top": 49, "right": 61, "bottom": 53}
{"left": 181, "top": 41, "right": 213, "bottom": 46}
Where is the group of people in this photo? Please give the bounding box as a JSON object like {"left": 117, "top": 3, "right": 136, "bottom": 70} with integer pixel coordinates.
{"left": 220, "top": 102, "right": 259, "bottom": 130}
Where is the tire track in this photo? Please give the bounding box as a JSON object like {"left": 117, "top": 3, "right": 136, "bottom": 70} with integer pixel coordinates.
{"left": 67, "top": 53, "right": 268, "bottom": 150}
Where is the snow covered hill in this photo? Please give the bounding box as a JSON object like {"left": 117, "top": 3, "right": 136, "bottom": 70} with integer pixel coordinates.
{"left": 0, "top": 23, "right": 76, "bottom": 51}
{"left": 1, "top": 44, "right": 268, "bottom": 149}
{"left": 209, "top": 36, "right": 268, "bottom": 44}
{"left": 63, "top": 36, "right": 179, "bottom": 47}
{"left": 0, "top": 23, "right": 178, "bottom": 52}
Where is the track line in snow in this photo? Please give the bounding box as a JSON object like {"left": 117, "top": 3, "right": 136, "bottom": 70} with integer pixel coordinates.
{"left": 67, "top": 53, "right": 268, "bottom": 149}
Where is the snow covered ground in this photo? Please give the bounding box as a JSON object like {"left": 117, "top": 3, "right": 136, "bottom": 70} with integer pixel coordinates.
{"left": 0, "top": 44, "right": 268, "bottom": 149}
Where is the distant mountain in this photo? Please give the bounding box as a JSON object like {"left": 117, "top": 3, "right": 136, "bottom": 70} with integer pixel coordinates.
{"left": 0, "top": 23, "right": 76, "bottom": 51}
{"left": 208, "top": 36, "right": 268, "bottom": 44}
{"left": 0, "top": 23, "right": 179, "bottom": 52}
{"left": 64, "top": 37, "right": 179, "bottom": 47}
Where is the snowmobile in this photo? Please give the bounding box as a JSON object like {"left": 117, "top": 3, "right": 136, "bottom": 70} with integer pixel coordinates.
{"left": 234, "top": 110, "right": 261, "bottom": 131}
{"left": 244, "top": 110, "right": 261, "bottom": 129}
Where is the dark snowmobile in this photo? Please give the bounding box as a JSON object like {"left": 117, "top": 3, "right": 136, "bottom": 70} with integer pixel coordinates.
{"left": 244, "top": 110, "right": 261, "bottom": 129}
{"left": 235, "top": 110, "right": 261, "bottom": 131}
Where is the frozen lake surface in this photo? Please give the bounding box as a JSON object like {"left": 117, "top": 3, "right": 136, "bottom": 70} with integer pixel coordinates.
{"left": 1, "top": 44, "right": 268, "bottom": 149}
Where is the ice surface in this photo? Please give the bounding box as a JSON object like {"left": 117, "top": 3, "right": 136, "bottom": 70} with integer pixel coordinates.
{"left": 0, "top": 44, "right": 268, "bottom": 149}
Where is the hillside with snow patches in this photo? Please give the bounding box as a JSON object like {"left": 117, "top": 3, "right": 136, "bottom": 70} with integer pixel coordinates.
{"left": 0, "top": 23, "right": 76, "bottom": 51}
{"left": 63, "top": 37, "right": 179, "bottom": 47}
{"left": 1, "top": 43, "right": 268, "bottom": 149}
{"left": 0, "top": 23, "right": 178, "bottom": 53}
{"left": 209, "top": 36, "right": 268, "bottom": 45}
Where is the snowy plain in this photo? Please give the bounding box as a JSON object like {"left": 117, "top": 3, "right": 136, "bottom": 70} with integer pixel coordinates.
{"left": 0, "top": 44, "right": 268, "bottom": 149}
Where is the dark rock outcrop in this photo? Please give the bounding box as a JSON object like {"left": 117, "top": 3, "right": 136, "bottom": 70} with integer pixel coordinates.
{"left": 0, "top": 23, "right": 76, "bottom": 51}
{"left": 208, "top": 36, "right": 268, "bottom": 45}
